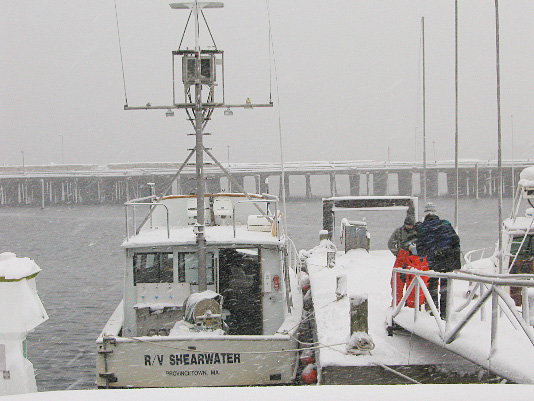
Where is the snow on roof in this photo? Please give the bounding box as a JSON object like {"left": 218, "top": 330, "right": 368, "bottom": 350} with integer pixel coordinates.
{"left": 504, "top": 217, "right": 534, "bottom": 233}
{"left": 0, "top": 252, "right": 41, "bottom": 280}
{"left": 122, "top": 225, "right": 283, "bottom": 248}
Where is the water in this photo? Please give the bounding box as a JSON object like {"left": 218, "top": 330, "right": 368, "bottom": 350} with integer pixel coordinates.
{"left": 0, "top": 197, "right": 516, "bottom": 391}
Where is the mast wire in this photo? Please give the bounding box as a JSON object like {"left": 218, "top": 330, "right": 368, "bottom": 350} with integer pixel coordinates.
{"left": 201, "top": 10, "right": 218, "bottom": 49}
{"left": 113, "top": 0, "right": 128, "bottom": 106}
{"left": 266, "top": 1, "right": 273, "bottom": 103}
{"left": 265, "top": 0, "right": 288, "bottom": 240}
{"left": 178, "top": 10, "right": 193, "bottom": 50}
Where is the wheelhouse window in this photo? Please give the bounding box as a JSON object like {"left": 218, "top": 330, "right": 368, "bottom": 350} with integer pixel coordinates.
{"left": 134, "top": 253, "right": 173, "bottom": 284}
{"left": 510, "top": 235, "right": 534, "bottom": 258}
{"left": 178, "top": 253, "right": 215, "bottom": 285}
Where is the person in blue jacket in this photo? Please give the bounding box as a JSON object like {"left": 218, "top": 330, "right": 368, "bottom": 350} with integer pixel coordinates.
{"left": 416, "top": 203, "right": 461, "bottom": 319}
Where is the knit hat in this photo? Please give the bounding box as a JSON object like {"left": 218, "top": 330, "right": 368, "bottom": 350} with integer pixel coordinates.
{"left": 424, "top": 202, "right": 437, "bottom": 215}
{"left": 404, "top": 216, "right": 415, "bottom": 225}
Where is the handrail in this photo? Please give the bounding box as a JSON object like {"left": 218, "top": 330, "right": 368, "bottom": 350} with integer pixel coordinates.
{"left": 286, "top": 237, "right": 300, "bottom": 274}
{"left": 463, "top": 247, "right": 495, "bottom": 264}
{"left": 232, "top": 199, "right": 278, "bottom": 238}
{"left": 391, "top": 267, "right": 534, "bottom": 349}
{"left": 125, "top": 202, "right": 170, "bottom": 239}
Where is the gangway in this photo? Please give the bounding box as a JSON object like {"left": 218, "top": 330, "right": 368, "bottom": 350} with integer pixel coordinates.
{"left": 388, "top": 268, "right": 534, "bottom": 383}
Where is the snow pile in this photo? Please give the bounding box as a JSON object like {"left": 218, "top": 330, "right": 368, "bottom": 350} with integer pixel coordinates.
{"left": 518, "top": 166, "right": 534, "bottom": 187}
{"left": 0, "top": 252, "right": 41, "bottom": 281}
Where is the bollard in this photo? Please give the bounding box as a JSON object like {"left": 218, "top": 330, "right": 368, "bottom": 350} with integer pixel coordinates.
{"left": 336, "top": 274, "right": 347, "bottom": 300}
{"left": 350, "top": 294, "right": 369, "bottom": 333}
{"left": 319, "top": 229, "right": 329, "bottom": 241}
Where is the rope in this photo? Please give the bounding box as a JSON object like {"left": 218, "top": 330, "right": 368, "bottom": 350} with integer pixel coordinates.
{"left": 116, "top": 335, "right": 346, "bottom": 355}
{"left": 113, "top": 0, "right": 128, "bottom": 106}
{"left": 372, "top": 362, "right": 422, "bottom": 384}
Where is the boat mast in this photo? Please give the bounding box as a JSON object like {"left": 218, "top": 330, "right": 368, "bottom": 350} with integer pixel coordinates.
{"left": 494, "top": 0, "right": 503, "bottom": 274}
{"left": 192, "top": 1, "right": 208, "bottom": 291}
{"left": 125, "top": 2, "right": 273, "bottom": 292}
{"left": 422, "top": 17, "right": 427, "bottom": 206}
{"left": 454, "top": 0, "right": 459, "bottom": 230}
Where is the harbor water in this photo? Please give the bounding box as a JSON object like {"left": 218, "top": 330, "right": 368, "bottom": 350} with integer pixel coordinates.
{"left": 0, "top": 196, "right": 516, "bottom": 391}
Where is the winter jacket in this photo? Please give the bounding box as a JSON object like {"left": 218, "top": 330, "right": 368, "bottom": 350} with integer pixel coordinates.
{"left": 388, "top": 225, "right": 417, "bottom": 256}
{"left": 416, "top": 214, "right": 461, "bottom": 272}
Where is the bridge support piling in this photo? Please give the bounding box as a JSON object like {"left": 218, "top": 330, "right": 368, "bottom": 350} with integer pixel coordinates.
{"left": 305, "top": 174, "right": 312, "bottom": 199}
{"left": 373, "top": 171, "right": 388, "bottom": 196}
{"left": 397, "top": 171, "right": 412, "bottom": 196}
{"left": 424, "top": 170, "right": 439, "bottom": 198}
{"left": 329, "top": 173, "right": 337, "bottom": 197}
{"left": 284, "top": 174, "right": 290, "bottom": 198}
{"left": 348, "top": 171, "right": 359, "bottom": 196}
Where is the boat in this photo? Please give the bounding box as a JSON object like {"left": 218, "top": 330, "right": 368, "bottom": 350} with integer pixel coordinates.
{"left": 464, "top": 165, "right": 534, "bottom": 294}
{"left": 96, "top": 2, "right": 303, "bottom": 388}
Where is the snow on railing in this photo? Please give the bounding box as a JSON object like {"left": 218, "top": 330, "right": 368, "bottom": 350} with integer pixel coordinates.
{"left": 390, "top": 268, "right": 534, "bottom": 348}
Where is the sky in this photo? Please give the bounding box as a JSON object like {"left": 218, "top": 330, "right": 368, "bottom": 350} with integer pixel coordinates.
{"left": 0, "top": 0, "right": 532, "bottom": 167}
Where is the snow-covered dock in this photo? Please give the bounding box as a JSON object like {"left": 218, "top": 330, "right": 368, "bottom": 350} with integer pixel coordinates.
{"left": 391, "top": 268, "right": 534, "bottom": 384}
{"left": 303, "top": 246, "right": 495, "bottom": 385}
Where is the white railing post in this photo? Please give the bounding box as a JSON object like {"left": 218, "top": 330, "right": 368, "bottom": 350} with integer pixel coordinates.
{"left": 523, "top": 287, "right": 531, "bottom": 326}
{"left": 445, "top": 277, "right": 453, "bottom": 331}
{"left": 414, "top": 277, "right": 420, "bottom": 322}
{"left": 490, "top": 287, "right": 499, "bottom": 355}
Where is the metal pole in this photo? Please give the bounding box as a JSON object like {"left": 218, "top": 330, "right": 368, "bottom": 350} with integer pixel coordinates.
{"left": 511, "top": 114, "right": 515, "bottom": 190}
{"left": 454, "top": 0, "right": 459, "bottom": 230}
{"left": 40, "top": 179, "right": 45, "bottom": 209}
{"left": 422, "top": 17, "right": 427, "bottom": 205}
{"left": 194, "top": 0, "right": 207, "bottom": 292}
{"left": 495, "top": 0, "right": 503, "bottom": 274}
{"left": 60, "top": 134, "right": 64, "bottom": 164}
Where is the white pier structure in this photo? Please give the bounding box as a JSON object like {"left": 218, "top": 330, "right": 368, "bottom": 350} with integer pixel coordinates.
{"left": 390, "top": 268, "right": 534, "bottom": 383}
{"left": 304, "top": 195, "right": 534, "bottom": 385}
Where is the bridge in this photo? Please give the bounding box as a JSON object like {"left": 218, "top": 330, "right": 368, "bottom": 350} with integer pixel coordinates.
{"left": 0, "top": 159, "right": 531, "bottom": 206}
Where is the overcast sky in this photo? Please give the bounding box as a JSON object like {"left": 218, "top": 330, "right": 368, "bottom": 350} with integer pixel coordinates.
{"left": 1, "top": 1, "right": 532, "bottom": 167}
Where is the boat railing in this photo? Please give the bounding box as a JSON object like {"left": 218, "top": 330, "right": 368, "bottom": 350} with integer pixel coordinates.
{"left": 286, "top": 237, "right": 301, "bottom": 274}
{"left": 232, "top": 199, "right": 279, "bottom": 239}
{"left": 124, "top": 196, "right": 170, "bottom": 239}
{"left": 463, "top": 247, "right": 495, "bottom": 265}
{"left": 390, "top": 267, "right": 534, "bottom": 348}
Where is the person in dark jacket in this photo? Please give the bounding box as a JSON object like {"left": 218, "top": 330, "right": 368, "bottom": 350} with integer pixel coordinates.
{"left": 416, "top": 202, "right": 461, "bottom": 319}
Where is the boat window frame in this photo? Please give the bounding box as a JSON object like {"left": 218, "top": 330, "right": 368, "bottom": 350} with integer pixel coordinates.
{"left": 133, "top": 251, "right": 174, "bottom": 285}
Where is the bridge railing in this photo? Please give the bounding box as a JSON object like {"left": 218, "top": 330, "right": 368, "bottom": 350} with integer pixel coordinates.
{"left": 389, "top": 268, "right": 534, "bottom": 348}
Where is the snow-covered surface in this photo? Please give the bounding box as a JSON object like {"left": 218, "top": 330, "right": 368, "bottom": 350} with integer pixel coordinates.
{"left": 504, "top": 216, "right": 534, "bottom": 232}
{"left": 306, "top": 248, "right": 477, "bottom": 369}
{"left": 393, "top": 279, "right": 534, "bottom": 384}
{"left": 122, "top": 225, "right": 282, "bottom": 248}
{"left": 0, "top": 252, "right": 41, "bottom": 280}
{"left": 306, "top": 245, "right": 534, "bottom": 384}
{"left": 0, "top": 254, "right": 48, "bottom": 334}
{"left": 518, "top": 166, "right": 534, "bottom": 186}
{"left": 3, "top": 384, "right": 534, "bottom": 401}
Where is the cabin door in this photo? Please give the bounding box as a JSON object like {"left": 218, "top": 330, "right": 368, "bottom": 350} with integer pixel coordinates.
{"left": 218, "top": 248, "right": 262, "bottom": 335}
